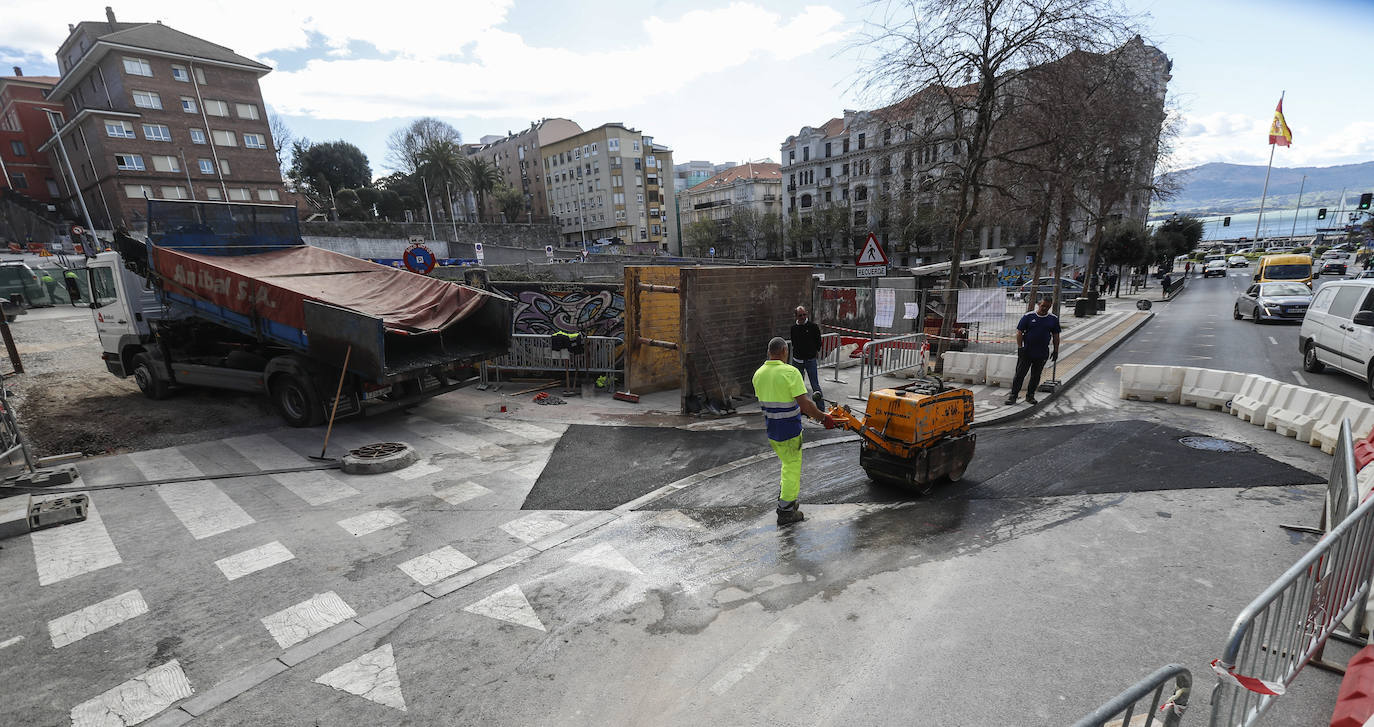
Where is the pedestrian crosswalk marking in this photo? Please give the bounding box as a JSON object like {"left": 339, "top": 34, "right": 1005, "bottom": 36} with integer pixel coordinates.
{"left": 394, "top": 461, "right": 443, "bottom": 481}
{"left": 223, "top": 436, "right": 360, "bottom": 505}
{"left": 261, "top": 591, "right": 357, "bottom": 649}
{"left": 480, "top": 419, "right": 566, "bottom": 442}
{"left": 403, "top": 415, "right": 511, "bottom": 460}
{"left": 48, "top": 590, "right": 148, "bottom": 648}
{"left": 216, "top": 541, "right": 295, "bottom": 581}
{"left": 433, "top": 481, "right": 492, "bottom": 506}
{"left": 315, "top": 643, "right": 407, "bottom": 712}
{"left": 568, "top": 543, "right": 642, "bottom": 575}
{"left": 500, "top": 512, "right": 568, "bottom": 543}
{"left": 463, "top": 584, "right": 545, "bottom": 632}
{"left": 69, "top": 660, "right": 193, "bottom": 727}
{"left": 651, "top": 511, "right": 707, "bottom": 531}
{"left": 397, "top": 546, "right": 477, "bottom": 586}
{"left": 337, "top": 510, "right": 406, "bottom": 537}
{"left": 30, "top": 500, "right": 122, "bottom": 586}
{"left": 129, "top": 450, "right": 255, "bottom": 540}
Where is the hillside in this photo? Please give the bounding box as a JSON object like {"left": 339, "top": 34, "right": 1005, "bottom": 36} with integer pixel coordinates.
{"left": 1153, "top": 161, "right": 1374, "bottom": 217}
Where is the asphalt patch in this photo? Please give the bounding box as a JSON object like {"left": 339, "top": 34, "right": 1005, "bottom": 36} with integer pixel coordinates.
{"left": 524, "top": 425, "right": 848, "bottom": 510}
{"left": 649, "top": 419, "right": 1324, "bottom": 510}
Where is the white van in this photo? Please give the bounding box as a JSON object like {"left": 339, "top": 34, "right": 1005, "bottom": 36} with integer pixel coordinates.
{"left": 1299, "top": 279, "right": 1374, "bottom": 398}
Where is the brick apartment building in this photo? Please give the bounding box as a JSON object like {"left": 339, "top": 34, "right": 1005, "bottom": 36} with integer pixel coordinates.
{"left": 0, "top": 69, "right": 65, "bottom": 204}
{"left": 39, "top": 9, "right": 284, "bottom": 231}
{"left": 467, "top": 118, "right": 582, "bottom": 223}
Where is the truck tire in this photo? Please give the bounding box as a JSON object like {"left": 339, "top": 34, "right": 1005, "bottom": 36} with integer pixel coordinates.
{"left": 133, "top": 353, "right": 171, "bottom": 400}
{"left": 271, "top": 372, "right": 324, "bottom": 427}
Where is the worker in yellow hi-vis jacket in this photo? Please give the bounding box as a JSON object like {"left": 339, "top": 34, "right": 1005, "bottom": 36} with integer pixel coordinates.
{"left": 752, "top": 336, "right": 835, "bottom": 526}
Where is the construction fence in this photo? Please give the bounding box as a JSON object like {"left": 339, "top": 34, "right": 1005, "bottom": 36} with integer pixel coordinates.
{"left": 815, "top": 284, "right": 1045, "bottom": 359}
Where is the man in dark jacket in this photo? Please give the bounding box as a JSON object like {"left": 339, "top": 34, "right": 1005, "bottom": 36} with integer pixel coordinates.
{"left": 789, "top": 306, "right": 824, "bottom": 402}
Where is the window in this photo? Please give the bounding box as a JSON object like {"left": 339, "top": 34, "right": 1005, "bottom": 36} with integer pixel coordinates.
{"left": 646, "top": 155, "right": 655, "bottom": 167}
{"left": 8, "top": 172, "right": 26, "bottom": 189}
{"left": 574, "top": 147, "right": 581, "bottom": 159}
{"left": 855, "top": 210, "right": 867, "bottom": 225}
{"left": 855, "top": 185, "right": 867, "bottom": 201}
{"left": 198, "top": 159, "right": 214, "bottom": 174}
{"left": 636, "top": 193, "right": 644, "bottom": 204}
{"left": 132, "top": 90, "right": 161, "bottom": 109}
{"left": 9, "top": 140, "right": 23, "bottom": 156}
{"left": 1330, "top": 287, "right": 1364, "bottom": 319}
{"left": 180, "top": 97, "right": 196, "bottom": 113}
{"left": 194, "top": 67, "right": 207, "bottom": 84}
{"left": 142, "top": 123, "right": 172, "bottom": 142}
{"left": 590, "top": 142, "right": 597, "bottom": 155}
{"left": 160, "top": 186, "right": 189, "bottom": 200}
{"left": 227, "top": 188, "right": 251, "bottom": 201}
{"left": 123, "top": 57, "right": 153, "bottom": 76}
{"left": 243, "top": 133, "right": 267, "bottom": 149}
{"left": 608, "top": 138, "right": 619, "bottom": 151}
{"left": 824, "top": 166, "right": 832, "bottom": 178}
{"left": 171, "top": 65, "right": 190, "bottom": 82}
{"left": 257, "top": 189, "right": 280, "bottom": 202}
{"left": 825, "top": 142, "right": 832, "bottom": 157}
{"left": 635, "top": 175, "right": 642, "bottom": 187}
{"left": 204, "top": 100, "right": 229, "bottom": 116}
{"left": 802, "top": 146, "right": 810, "bottom": 161}
{"left": 235, "top": 103, "right": 259, "bottom": 120}
{"left": 843, "top": 139, "right": 850, "bottom": 153}
{"left": 189, "top": 128, "right": 207, "bottom": 144}
{"left": 801, "top": 194, "right": 812, "bottom": 208}
{"left": 632, "top": 141, "right": 640, "bottom": 152}
{"left": 883, "top": 128, "right": 891, "bottom": 145}
{"left": 219, "top": 160, "right": 231, "bottom": 175}
{"left": 858, "top": 133, "right": 866, "bottom": 150}
{"left": 204, "top": 187, "right": 222, "bottom": 200}
{"left": 151, "top": 155, "right": 180, "bottom": 173}
{"left": 91, "top": 266, "right": 118, "bottom": 306}
{"left": 211, "top": 130, "right": 237, "bottom": 146}
{"left": 614, "top": 193, "right": 625, "bottom": 205}
{"left": 115, "top": 154, "right": 145, "bottom": 171}
{"left": 123, "top": 184, "right": 153, "bottom": 198}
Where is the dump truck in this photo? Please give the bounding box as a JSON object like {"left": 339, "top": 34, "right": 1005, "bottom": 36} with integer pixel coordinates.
{"left": 826, "top": 378, "right": 976, "bottom": 488}
{"left": 88, "top": 199, "right": 512, "bottom": 426}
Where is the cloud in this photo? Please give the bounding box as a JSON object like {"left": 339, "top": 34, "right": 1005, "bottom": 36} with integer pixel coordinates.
{"left": 1174, "top": 110, "right": 1374, "bottom": 169}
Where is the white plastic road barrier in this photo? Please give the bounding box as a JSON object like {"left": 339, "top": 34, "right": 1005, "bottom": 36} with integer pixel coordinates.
{"left": 1260, "top": 384, "right": 1302, "bottom": 431}
{"left": 1303, "top": 399, "right": 1357, "bottom": 448}
{"left": 1179, "top": 368, "right": 1248, "bottom": 411}
{"left": 984, "top": 354, "right": 1018, "bottom": 388}
{"left": 1314, "top": 406, "right": 1374, "bottom": 455}
{"left": 1269, "top": 391, "right": 1337, "bottom": 442}
{"left": 1231, "top": 376, "right": 1281, "bottom": 424}
{"left": 1117, "top": 364, "right": 1186, "bottom": 403}
{"left": 941, "top": 352, "right": 987, "bottom": 385}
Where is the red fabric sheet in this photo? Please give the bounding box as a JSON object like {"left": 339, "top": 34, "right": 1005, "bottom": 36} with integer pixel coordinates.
{"left": 153, "top": 246, "right": 485, "bottom": 333}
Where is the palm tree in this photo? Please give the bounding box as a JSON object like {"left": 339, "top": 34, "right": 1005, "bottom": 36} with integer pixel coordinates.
{"left": 461, "top": 157, "right": 502, "bottom": 223}
{"left": 416, "top": 141, "right": 468, "bottom": 222}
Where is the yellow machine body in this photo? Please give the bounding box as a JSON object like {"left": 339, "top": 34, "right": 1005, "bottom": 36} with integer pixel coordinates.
{"left": 827, "top": 385, "right": 976, "bottom": 488}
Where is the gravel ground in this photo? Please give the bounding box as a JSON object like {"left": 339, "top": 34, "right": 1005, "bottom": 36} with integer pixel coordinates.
{"left": 5, "top": 305, "right": 274, "bottom": 457}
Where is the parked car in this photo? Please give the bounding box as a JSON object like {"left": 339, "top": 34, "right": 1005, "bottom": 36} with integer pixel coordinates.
{"left": 1228, "top": 255, "right": 1249, "bottom": 267}
{"left": 1322, "top": 259, "right": 1350, "bottom": 276}
{"left": 1234, "top": 282, "right": 1312, "bottom": 323}
{"left": 1013, "top": 277, "right": 1084, "bottom": 302}
{"left": 1299, "top": 279, "right": 1374, "bottom": 398}
{"left": 0, "top": 261, "right": 46, "bottom": 306}
{"left": 1203, "top": 258, "right": 1228, "bottom": 277}
{"left": 1354, "top": 269, "right": 1374, "bottom": 280}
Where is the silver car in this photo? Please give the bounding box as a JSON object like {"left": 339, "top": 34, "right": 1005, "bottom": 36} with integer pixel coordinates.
{"left": 1234, "top": 281, "right": 1312, "bottom": 323}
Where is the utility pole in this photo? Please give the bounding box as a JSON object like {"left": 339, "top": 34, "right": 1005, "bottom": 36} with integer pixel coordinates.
{"left": 44, "top": 110, "right": 97, "bottom": 258}
{"left": 420, "top": 176, "right": 437, "bottom": 239}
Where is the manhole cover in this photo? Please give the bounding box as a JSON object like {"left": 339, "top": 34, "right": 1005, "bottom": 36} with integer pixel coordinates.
{"left": 349, "top": 442, "right": 409, "bottom": 459}
{"left": 1178, "top": 436, "right": 1253, "bottom": 453}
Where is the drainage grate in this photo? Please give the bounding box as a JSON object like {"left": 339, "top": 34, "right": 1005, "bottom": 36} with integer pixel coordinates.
{"left": 1178, "top": 436, "right": 1253, "bottom": 453}
{"left": 349, "top": 442, "right": 409, "bottom": 460}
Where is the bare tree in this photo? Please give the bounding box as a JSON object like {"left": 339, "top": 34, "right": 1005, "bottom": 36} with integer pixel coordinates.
{"left": 858, "top": 0, "right": 1140, "bottom": 340}
{"left": 386, "top": 117, "right": 462, "bottom": 174}
{"left": 268, "top": 110, "right": 294, "bottom": 182}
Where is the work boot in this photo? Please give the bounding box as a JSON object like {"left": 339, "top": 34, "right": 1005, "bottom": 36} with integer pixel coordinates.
{"left": 1025, "top": 396, "right": 1038, "bottom": 405}
{"left": 1004, "top": 396, "right": 1019, "bottom": 406}
{"left": 777, "top": 508, "right": 805, "bottom": 526}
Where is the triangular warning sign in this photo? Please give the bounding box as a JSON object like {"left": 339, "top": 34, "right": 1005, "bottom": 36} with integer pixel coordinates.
{"left": 464, "top": 584, "right": 546, "bottom": 631}
{"left": 315, "top": 644, "right": 408, "bottom": 712}
{"left": 856, "top": 233, "right": 888, "bottom": 265}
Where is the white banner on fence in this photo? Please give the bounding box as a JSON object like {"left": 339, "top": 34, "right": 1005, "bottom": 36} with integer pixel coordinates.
{"left": 903, "top": 302, "right": 921, "bottom": 320}
{"left": 874, "top": 288, "right": 895, "bottom": 328}
{"left": 957, "top": 289, "right": 1005, "bottom": 323}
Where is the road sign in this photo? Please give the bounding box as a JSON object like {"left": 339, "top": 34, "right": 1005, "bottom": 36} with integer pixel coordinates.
{"left": 402, "top": 243, "right": 436, "bottom": 275}
{"left": 71, "top": 225, "right": 84, "bottom": 236}
{"left": 474, "top": 242, "right": 485, "bottom": 263}
{"left": 856, "top": 265, "right": 886, "bottom": 278}
{"left": 545, "top": 245, "right": 555, "bottom": 258}
{"left": 709, "top": 247, "right": 715, "bottom": 258}
{"left": 408, "top": 235, "right": 424, "bottom": 245}
{"left": 857, "top": 233, "right": 889, "bottom": 266}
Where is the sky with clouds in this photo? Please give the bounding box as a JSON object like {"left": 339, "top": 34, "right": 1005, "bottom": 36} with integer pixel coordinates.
{"left": 2, "top": 0, "right": 1371, "bottom": 178}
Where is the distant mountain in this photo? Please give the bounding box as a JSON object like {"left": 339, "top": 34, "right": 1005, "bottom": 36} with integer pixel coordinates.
{"left": 1153, "top": 161, "right": 1374, "bottom": 218}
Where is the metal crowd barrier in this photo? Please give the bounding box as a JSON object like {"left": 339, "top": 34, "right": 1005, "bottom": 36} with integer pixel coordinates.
{"left": 1072, "top": 664, "right": 1191, "bottom": 727}
{"left": 1210, "top": 421, "right": 1374, "bottom": 727}
{"left": 857, "top": 332, "right": 928, "bottom": 398}
{"left": 816, "top": 332, "right": 848, "bottom": 384}
{"left": 480, "top": 334, "right": 622, "bottom": 387}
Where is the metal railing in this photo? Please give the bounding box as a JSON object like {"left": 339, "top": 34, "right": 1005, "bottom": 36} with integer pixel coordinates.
{"left": 856, "top": 332, "right": 928, "bottom": 397}
{"left": 1209, "top": 421, "right": 1374, "bottom": 727}
{"left": 481, "top": 334, "right": 622, "bottom": 386}
{"left": 1072, "top": 664, "right": 1191, "bottom": 727}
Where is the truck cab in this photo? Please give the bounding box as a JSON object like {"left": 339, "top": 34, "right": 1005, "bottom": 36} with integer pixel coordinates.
{"left": 88, "top": 251, "right": 165, "bottom": 379}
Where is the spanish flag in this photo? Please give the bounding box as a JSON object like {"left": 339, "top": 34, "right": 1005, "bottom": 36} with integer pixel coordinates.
{"left": 1269, "top": 96, "right": 1292, "bottom": 147}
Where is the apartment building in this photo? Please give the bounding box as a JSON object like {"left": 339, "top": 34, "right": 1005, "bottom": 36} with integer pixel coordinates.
{"left": 0, "top": 69, "right": 65, "bottom": 203}
{"left": 40, "top": 9, "right": 283, "bottom": 231}
{"left": 466, "top": 118, "right": 581, "bottom": 223}
{"left": 679, "top": 162, "right": 782, "bottom": 227}
{"left": 541, "top": 123, "right": 677, "bottom": 253}
{"left": 673, "top": 160, "right": 736, "bottom": 196}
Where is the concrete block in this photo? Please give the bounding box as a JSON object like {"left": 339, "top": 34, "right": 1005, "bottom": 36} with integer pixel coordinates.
{"left": 0, "top": 493, "right": 30, "bottom": 540}
{"left": 4, "top": 464, "right": 81, "bottom": 488}
{"left": 27, "top": 494, "right": 88, "bottom": 531}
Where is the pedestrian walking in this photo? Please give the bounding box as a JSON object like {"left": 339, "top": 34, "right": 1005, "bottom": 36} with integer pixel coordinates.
{"left": 753, "top": 337, "right": 835, "bottom": 526}
{"left": 789, "top": 306, "right": 824, "bottom": 402}
{"left": 1004, "top": 298, "right": 1061, "bottom": 406}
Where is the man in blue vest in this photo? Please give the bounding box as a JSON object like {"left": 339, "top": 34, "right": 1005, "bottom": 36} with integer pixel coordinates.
{"left": 1004, "top": 297, "right": 1060, "bottom": 405}
{"left": 753, "top": 336, "right": 836, "bottom": 525}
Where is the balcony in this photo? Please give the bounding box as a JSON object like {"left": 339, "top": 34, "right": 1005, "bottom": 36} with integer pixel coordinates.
{"left": 693, "top": 199, "right": 731, "bottom": 210}
{"left": 787, "top": 184, "right": 797, "bottom": 192}
{"left": 818, "top": 177, "right": 833, "bottom": 188}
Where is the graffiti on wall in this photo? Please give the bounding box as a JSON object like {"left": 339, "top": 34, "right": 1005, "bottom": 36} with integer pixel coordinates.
{"left": 495, "top": 283, "right": 626, "bottom": 338}
{"left": 997, "top": 265, "right": 1033, "bottom": 286}
{"left": 820, "top": 287, "right": 858, "bottom": 319}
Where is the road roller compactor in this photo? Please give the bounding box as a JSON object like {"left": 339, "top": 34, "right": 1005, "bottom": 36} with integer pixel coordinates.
{"left": 825, "top": 379, "right": 976, "bottom": 489}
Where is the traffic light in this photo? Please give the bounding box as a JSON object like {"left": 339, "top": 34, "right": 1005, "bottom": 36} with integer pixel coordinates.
{"left": 1361, "top": 193, "right": 1372, "bottom": 211}
{"left": 1223, "top": 216, "right": 1231, "bottom": 227}
{"left": 1319, "top": 208, "right": 1328, "bottom": 220}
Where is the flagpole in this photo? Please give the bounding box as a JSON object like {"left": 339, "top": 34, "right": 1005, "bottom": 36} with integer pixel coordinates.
{"left": 1255, "top": 90, "right": 1285, "bottom": 241}
{"left": 1291, "top": 174, "right": 1307, "bottom": 237}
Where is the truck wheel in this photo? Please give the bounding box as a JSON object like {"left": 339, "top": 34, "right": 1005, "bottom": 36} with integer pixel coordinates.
{"left": 132, "top": 353, "right": 170, "bottom": 400}
{"left": 272, "top": 373, "right": 324, "bottom": 427}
